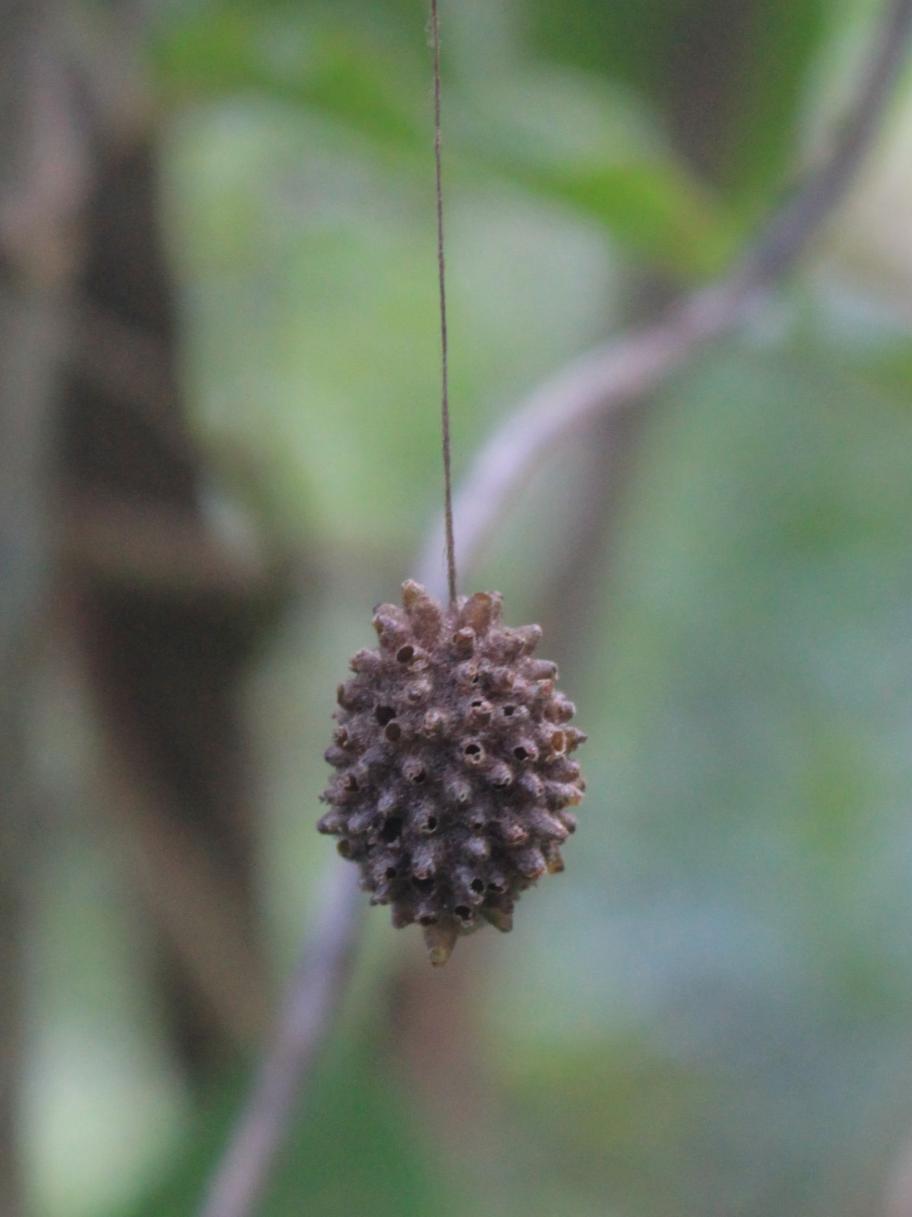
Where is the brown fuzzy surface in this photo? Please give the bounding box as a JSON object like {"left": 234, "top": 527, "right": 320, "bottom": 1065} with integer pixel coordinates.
{"left": 318, "top": 581, "right": 586, "bottom": 964}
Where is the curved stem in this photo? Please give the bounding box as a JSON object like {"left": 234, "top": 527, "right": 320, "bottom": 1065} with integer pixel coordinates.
{"left": 197, "top": 865, "right": 363, "bottom": 1217}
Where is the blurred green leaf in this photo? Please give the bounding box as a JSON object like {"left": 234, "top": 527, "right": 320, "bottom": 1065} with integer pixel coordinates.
{"left": 458, "top": 67, "right": 737, "bottom": 273}
{"left": 153, "top": 2, "right": 734, "bottom": 273}
{"left": 155, "top": 6, "right": 425, "bottom": 147}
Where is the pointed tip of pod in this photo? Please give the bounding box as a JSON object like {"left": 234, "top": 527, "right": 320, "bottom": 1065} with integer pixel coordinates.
{"left": 482, "top": 906, "right": 514, "bottom": 933}
{"left": 401, "top": 578, "right": 427, "bottom": 604}
{"left": 423, "top": 920, "right": 459, "bottom": 967}
{"left": 401, "top": 579, "right": 444, "bottom": 645}
{"left": 458, "top": 591, "right": 502, "bottom": 635}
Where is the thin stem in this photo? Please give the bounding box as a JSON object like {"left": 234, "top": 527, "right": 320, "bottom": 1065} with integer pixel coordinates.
{"left": 431, "top": 0, "right": 457, "bottom": 606}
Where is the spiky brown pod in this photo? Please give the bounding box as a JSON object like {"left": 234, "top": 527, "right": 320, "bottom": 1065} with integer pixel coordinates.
{"left": 318, "top": 581, "right": 586, "bottom": 965}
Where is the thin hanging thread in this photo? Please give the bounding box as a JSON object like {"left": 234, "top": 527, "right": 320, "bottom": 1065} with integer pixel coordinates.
{"left": 430, "top": 0, "right": 458, "bottom": 606}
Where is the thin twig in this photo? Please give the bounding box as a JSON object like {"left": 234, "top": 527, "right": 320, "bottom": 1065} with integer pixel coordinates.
{"left": 430, "top": 0, "right": 458, "bottom": 606}
{"left": 197, "top": 865, "right": 363, "bottom": 1217}
{"left": 62, "top": 493, "right": 282, "bottom": 599}
{"left": 198, "top": 3, "right": 912, "bottom": 1214}
{"left": 417, "top": 0, "right": 912, "bottom": 588}
{"left": 98, "top": 745, "right": 272, "bottom": 1045}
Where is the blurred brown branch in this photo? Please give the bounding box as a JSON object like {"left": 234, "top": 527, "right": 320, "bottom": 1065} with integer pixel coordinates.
{"left": 197, "top": 1, "right": 912, "bottom": 1214}
{"left": 62, "top": 493, "right": 285, "bottom": 599}
{"left": 59, "top": 78, "right": 295, "bottom": 1076}
{"left": 97, "top": 744, "right": 272, "bottom": 1045}
{"left": 1, "top": 0, "right": 300, "bottom": 1205}
{"left": 0, "top": 3, "right": 93, "bottom": 1214}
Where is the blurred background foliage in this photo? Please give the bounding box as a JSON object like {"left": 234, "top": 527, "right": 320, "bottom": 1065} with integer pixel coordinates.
{"left": 17, "top": 0, "right": 912, "bottom": 1215}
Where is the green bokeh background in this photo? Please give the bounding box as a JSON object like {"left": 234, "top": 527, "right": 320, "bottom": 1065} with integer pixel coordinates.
{"left": 27, "top": 1, "right": 912, "bottom": 1215}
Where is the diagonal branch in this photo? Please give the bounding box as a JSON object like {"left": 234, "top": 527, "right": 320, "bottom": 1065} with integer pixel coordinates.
{"left": 198, "top": 3, "right": 912, "bottom": 1214}
{"left": 197, "top": 865, "right": 363, "bottom": 1217}
{"left": 417, "top": 0, "right": 912, "bottom": 588}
